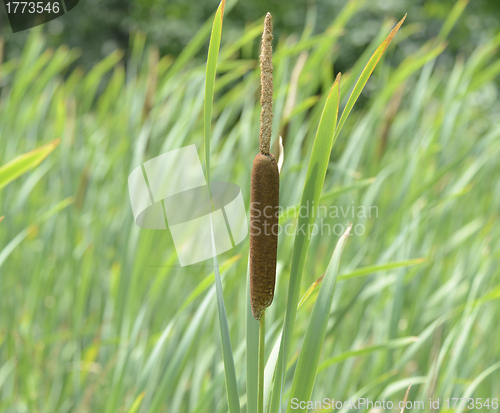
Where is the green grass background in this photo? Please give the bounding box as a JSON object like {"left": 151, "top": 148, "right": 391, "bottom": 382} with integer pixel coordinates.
{"left": 1, "top": 0, "right": 500, "bottom": 411}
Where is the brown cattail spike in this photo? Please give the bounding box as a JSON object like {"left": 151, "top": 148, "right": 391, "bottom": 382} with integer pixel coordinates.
{"left": 250, "top": 13, "right": 279, "bottom": 320}
{"left": 259, "top": 13, "right": 273, "bottom": 155}
{"left": 250, "top": 153, "right": 279, "bottom": 320}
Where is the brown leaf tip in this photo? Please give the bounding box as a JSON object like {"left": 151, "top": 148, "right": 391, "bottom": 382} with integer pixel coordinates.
{"left": 219, "top": 0, "right": 226, "bottom": 20}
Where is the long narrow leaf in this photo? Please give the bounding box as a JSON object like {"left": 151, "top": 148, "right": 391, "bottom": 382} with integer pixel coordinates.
{"left": 246, "top": 263, "right": 259, "bottom": 413}
{"left": 286, "top": 225, "right": 351, "bottom": 412}
{"left": 454, "top": 362, "right": 500, "bottom": 413}
{"left": 204, "top": 0, "right": 226, "bottom": 184}
{"left": 334, "top": 15, "right": 406, "bottom": 143}
{"left": 0, "top": 197, "right": 73, "bottom": 269}
{"left": 279, "top": 178, "right": 375, "bottom": 221}
{"left": 203, "top": 1, "right": 240, "bottom": 413}
{"left": 269, "top": 74, "right": 341, "bottom": 412}
{"left": 318, "top": 336, "right": 418, "bottom": 372}
{"left": 298, "top": 258, "right": 426, "bottom": 308}
{"left": 0, "top": 139, "right": 60, "bottom": 191}
{"left": 212, "top": 250, "right": 240, "bottom": 413}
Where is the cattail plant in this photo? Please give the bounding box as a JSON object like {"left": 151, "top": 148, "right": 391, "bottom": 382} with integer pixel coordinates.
{"left": 249, "top": 12, "right": 279, "bottom": 322}
{"left": 249, "top": 13, "right": 279, "bottom": 413}
{"left": 200, "top": 4, "right": 406, "bottom": 413}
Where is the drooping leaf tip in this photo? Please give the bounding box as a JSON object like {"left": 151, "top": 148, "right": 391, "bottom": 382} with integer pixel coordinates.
{"left": 380, "top": 14, "right": 406, "bottom": 55}
{"left": 389, "top": 14, "right": 407, "bottom": 39}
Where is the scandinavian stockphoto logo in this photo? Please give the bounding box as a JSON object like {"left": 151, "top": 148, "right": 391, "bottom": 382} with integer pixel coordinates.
{"left": 2, "top": 0, "right": 78, "bottom": 32}
{"left": 128, "top": 145, "right": 248, "bottom": 267}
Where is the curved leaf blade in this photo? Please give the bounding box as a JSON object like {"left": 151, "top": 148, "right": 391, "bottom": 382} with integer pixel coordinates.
{"left": 286, "top": 225, "right": 351, "bottom": 412}
{"left": 203, "top": 2, "right": 240, "bottom": 413}
{"left": 0, "top": 139, "right": 60, "bottom": 191}
{"left": 334, "top": 15, "right": 406, "bottom": 143}
{"left": 269, "top": 73, "right": 341, "bottom": 412}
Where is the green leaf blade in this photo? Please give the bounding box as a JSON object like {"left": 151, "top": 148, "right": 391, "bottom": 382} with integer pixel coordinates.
{"left": 286, "top": 225, "right": 351, "bottom": 412}
{"left": 202, "top": 2, "right": 240, "bottom": 413}
{"left": 0, "top": 139, "right": 60, "bottom": 191}
{"left": 334, "top": 15, "right": 406, "bottom": 143}
{"left": 269, "top": 74, "right": 341, "bottom": 412}
{"left": 246, "top": 263, "right": 260, "bottom": 413}
{"left": 204, "top": 0, "right": 226, "bottom": 184}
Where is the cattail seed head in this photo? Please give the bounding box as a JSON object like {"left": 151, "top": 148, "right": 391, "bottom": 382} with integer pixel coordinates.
{"left": 250, "top": 153, "right": 279, "bottom": 320}
{"left": 249, "top": 13, "right": 279, "bottom": 320}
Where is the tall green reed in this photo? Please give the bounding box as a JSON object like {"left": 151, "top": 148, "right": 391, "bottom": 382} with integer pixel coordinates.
{"left": 1, "top": 0, "right": 500, "bottom": 411}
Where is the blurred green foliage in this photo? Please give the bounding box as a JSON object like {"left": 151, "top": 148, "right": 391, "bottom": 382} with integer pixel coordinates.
{"left": 1, "top": 0, "right": 500, "bottom": 411}
{"left": 1, "top": 0, "right": 500, "bottom": 70}
{"left": 1, "top": 0, "right": 500, "bottom": 409}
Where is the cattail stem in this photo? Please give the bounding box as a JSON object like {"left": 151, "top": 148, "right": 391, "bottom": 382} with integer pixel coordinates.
{"left": 257, "top": 311, "right": 266, "bottom": 413}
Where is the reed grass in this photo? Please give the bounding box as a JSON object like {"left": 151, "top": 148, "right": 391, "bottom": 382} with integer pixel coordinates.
{"left": 1, "top": 0, "right": 500, "bottom": 412}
